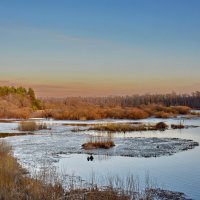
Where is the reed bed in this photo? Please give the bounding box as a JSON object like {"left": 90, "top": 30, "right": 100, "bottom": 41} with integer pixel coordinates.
{"left": 18, "top": 121, "right": 48, "bottom": 131}
{"left": 87, "top": 122, "right": 168, "bottom": 133}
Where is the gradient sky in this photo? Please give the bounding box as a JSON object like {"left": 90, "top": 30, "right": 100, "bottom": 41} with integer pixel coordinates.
{"left": 0, "top": 0, "right": 200, "bottom": 97}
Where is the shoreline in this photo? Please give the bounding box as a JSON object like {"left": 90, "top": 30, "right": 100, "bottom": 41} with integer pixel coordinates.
{"left": 0, "top": 140, "right": 192, "bottom": 200}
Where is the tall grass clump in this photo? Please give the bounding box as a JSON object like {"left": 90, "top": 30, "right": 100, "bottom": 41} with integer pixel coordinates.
{"left": 82, "top": 136, "right": 115, "bottom": 150}
{"left": 0, "top": 141, "right": 65, "bottom": 200}
{"left": 82, "top": 140, "right": 115, "bottom": 150}
{"left": 0, "top": 142, "right": 131, "bottom": 200}
{"left": 18, "top": 121, "right": 47, "bottom": 131}
{"left": 155, "top": 122, "right": 168, "bottom": 131}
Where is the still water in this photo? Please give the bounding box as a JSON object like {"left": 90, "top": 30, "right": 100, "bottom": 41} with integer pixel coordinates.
{"left": 56, "top": 117, "right": 200, "bottom": 199}
{"left": 3, "top": 116, "right": 200, "bottom": 199}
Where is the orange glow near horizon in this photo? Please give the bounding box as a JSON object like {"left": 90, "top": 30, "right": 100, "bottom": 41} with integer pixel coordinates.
{"left": 0, "top": 77, "right": 199, "bottom": 97}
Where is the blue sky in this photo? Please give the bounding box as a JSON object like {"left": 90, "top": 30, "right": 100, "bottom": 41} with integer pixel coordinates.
{"left": 0, "top": 0, "right": 199, "bottom": 96}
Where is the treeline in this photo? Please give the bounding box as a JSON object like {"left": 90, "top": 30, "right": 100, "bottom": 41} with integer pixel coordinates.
{"left": 41, "top": 98, "right": 192, "bottom": 121}
{"left": 0, "top": 86, "right": 42, "bottom": 110}
{"left": 58, "top": 91, "right": 200, "bottom": 109}
{"left": 0, "top": 86, "right": 199, "bottom": 119}
{"left": 0, "top": 86, "right": 42, "bottom": 118}
{"left": 0, "top": 86, "right": 31, "bottom": 96}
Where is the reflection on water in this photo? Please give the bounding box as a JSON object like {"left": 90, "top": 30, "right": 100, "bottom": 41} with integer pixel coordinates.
{"left": 85, "top": 154, "right": 119, "bottom": 162}
{"left": 86, "top": 154, "right": 111, "bottom": 161}
{"left": 95, "top": 154, "right": 111, "bottom": 161}
{"left": 87, "top": 154, "right": 94, "bottom": 161}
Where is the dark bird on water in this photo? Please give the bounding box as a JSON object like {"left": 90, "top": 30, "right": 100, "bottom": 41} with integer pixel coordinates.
{"left": 87, "top": 154, "right": 94, "bottom": 161}
{"left": 90, "top": 154, "right": 94, "bottom": 161}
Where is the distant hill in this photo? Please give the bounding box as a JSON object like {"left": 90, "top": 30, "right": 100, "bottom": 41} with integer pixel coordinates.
{"left": 0, "top": 86, "right": 42, "bottom": 119}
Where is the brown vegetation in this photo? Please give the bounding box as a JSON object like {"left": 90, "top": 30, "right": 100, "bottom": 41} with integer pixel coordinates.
{"left": 0, "top": 86, "right": 196, "bottom": 120}
{"left": 143, "top": 104, "right": 190, "bottom": 118}
{"left": 0, "top": 141, "right": 65, "bottom": 200}
{"left": 154, "top": 111, "right": 174, "bottom": 118}
{"left": 155, "top": 122, "right": 168, "bottom": 131}
{"left": 18, "top": 121, "right": 47, "bottom": 131}
{"left": 64, "top": 123, "right": 95, "bottom": 126}
{"left": 84, "top": 122, "right": 169, "bottom": 133}
{"left": 0, "top": 141, "right": 189, "bottom": 199}
{"left": 0, "top": 141, "right": 133, "bottom": 200}
{"left": 171, "top": 124, "right": 185, "bottom": 129}
{"left": 82, "top": 140, "right": 115, "bottom": 150}
{"left": 89, "top": 123, "right": 147, "bottom": 132}
{"left": 41, "top": 101, "right": 191, "bottom": 120}
{"left": 0, "top": 86, "right": 42, "bottom": 119}
{"left": 0, "top": 132, "right": 34, "bottom": 138}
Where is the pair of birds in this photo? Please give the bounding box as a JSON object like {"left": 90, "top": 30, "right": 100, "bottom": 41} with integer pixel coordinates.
{"left": 87, "top": 154, "right": 94, "bottom": 161}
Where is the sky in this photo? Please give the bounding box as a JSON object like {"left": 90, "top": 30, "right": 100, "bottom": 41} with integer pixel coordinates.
{"left": 0, "top": 0, "right": 200, "bottom": 97}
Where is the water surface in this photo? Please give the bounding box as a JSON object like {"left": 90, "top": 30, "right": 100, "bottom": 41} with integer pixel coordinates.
{"left": 2, "top": 116, "right": 200, "bottom": 199}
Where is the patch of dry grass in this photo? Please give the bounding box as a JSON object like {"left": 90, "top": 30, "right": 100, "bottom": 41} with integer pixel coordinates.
{"left": 0, "top": 132, "right": 34, "bottom": 138}
{"left": 82, "top": 140, "right": 115, "bottom": 150}
{"left": 87, "top": 122, "right": 168, "bottom": 133}
{"left": 0, "top": 141, "right": 133, "bottom": 200}
{"left": 155, "top": 122, "right": 168, "bottom": 131}
{"left": 89, "top": 123, "right": 135, "bottom": 132}
{"left": 64, "top": 123, "right": 95, "bottom": 126}
{"left": 0, "top": 141, "right": 65, "bottom": 200}
{"left": 0, "top": 141, "right": 187, "bottom": 200}
{"left": 171, "top": 124, "right": 185, "bottom": 129}
{"left": 190, "top": 111, "right": 200, "bottom": 116}
{"left": 40, "top": 104, "right": 192, "bottom": 121}
{"left": 18, "top": 121, "right": 47, "bottom": 131}
{"left": 171, "top": 106, "right": 190, "bottom": 114}
{"left": 154, "top": 111, "right": 175, "bottom": 118}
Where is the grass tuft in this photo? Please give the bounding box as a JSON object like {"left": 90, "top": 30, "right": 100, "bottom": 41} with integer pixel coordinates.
{"left": 171, "top": 123, "right": 185, "bottom": 129}
{"left": 155, "top": 122, "right": 168, "bottom": 131}
{"left": 18, "top": 121, "right": 47, "bottom": 131}
{"left": 82, "top": 140, "right": 115, "bottom": 150}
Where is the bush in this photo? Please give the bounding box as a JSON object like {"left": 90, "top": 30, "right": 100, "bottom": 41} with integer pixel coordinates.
{"left": 19, "top": 121, "right": 37, "bottom": 131}
{"left": 171, "top": 106, "right": 190, "bottom": 115}
{"left": 155, "top": 122, "right": 168, "bottom": 131}
{"left": 155, "top": 111, "right": 174, "bottom": 118}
